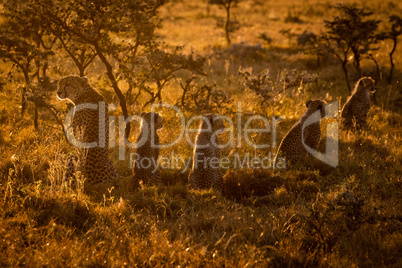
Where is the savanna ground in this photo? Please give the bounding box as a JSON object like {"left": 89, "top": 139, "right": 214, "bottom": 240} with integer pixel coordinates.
{"left": 1, "top": 0, "right": 402, "bottom": 266}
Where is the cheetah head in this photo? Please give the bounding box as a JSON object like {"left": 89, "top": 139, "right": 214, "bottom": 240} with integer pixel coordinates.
{"left": 356, "top": 77, "right": 376, "bottom": 94}
{"left": 57, "top": 76, "right": 90, "bottom": 104}
{"left": 140, "top": 112, "right": 163, "bottom": 132}
{"left": 305, "top": 99, "right": 327, "bottom": 118}
{"left": 202, "top": 113, "right": 225, "bottom": 133}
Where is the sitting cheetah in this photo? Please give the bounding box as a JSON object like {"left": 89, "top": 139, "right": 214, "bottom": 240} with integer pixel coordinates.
{"left": 132, "top": 111, "right": 163, "bottom": 186}
{"left": 341, "top": 77, "right": 375, "bottom": 130}
{"left": 57, "top": 75, "right": 117, "bottom": 186}
{"left": 274, "top": 99, "right": 327, "bottom": 165}
{"left": 188, "top": 114, "right": 225, "bottom": 192}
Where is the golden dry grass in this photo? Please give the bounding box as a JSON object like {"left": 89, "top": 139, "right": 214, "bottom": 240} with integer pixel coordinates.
{"left": 1, "top": 0, "right": 402, "bottom": 266}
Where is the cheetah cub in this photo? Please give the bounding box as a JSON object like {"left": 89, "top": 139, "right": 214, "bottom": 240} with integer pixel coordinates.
{"left": 274, "top": 100, "right": 327, "bottom": 165}
{"left": 132, "top": 112, "right": 163, "bottom": 186}
{"left": 341, "top": 77, "right": 375, "bottom": 130}
{"left": 188, "top": 113, "right": 225, "bottom": 192}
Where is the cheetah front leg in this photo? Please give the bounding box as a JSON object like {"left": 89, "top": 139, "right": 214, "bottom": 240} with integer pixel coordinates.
{"left": 211, "top": 172, "right": 223, "bottom": 192}
{"left": 188, "top": 172, "right": 197, "bottom": 190}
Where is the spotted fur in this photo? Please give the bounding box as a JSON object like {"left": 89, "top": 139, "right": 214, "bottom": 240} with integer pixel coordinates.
{"left": 341, "top": 77, "right": 375, "bottom": 130}
{"left": 188, "top": 113, "right": 225, "bottom": 191}
{"left": 274, "top": 100, "right": 327, "bottom": 165}
{"left": 132, "top": 111, "right": 163, "bottom": 185}
{"left": 57, "top": 75, "right": 117, "bottom": 185}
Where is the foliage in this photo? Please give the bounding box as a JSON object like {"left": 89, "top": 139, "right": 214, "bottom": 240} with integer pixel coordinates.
{"left": 126, "top": 46, "right": 207, "bottom": 108}
{"left": 5, "top": 0, "right": 167, "bottom": 137}
{"left": 279, "top": 28, "right": 298, "bottom": 46}
{"left": 0, "top": 0, "right": 401, "bottom": 267}
{"left": 258, "top": 33, "right": 273, "bottom": 45}
{"left": 176, "top": 76, "right": 232, "bottom": 113}
{"left": 297, "top": 31, "right": 317, "bottom": 47}
{"left": 239, "top": 68, "right": 318, "bottom": 108}
{"left": 0, "top": 1, "right": 55, "bottom": 128}
{"left": 312, "top": 4, "right": 382, "bottom": 91}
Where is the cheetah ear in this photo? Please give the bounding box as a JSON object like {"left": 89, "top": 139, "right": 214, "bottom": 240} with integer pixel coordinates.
{"left": 317, "top": 103, "right": 323, "bottom": 111}
{"left": 358, "top": 78, "right": 364, "bottom": 87}
{"left": 305, "top": 99, "right": 312, "bottom": 108}
{"left": 318, "top": 102, "right": 326, "bottom": 117}
{"left": 155, "top": 113, "right": 163, "bottom": 130}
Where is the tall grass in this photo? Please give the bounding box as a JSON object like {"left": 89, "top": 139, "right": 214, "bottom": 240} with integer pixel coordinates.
{"left": 1, "top": 0, "right": 401, "bottom": 266}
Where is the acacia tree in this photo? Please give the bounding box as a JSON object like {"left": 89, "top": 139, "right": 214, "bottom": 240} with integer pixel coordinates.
{"left": 316, "top": 34, "right": 352, "bottom": 91}
{"left": 209, "top": 0, "right": 241, "bottom": 45}
{"left": 128, "top": 46, "right": 206, "bottom": 108}
{"left": 44, "top": 12, "right": 97, "bottom": 77}
{"left": 314, "top": 4, "right": 381, "bottom": 92}
{"left": 0, "top": 0, "right": 55, "bottom": 129}
{"left": 177, "top": 77, "right": 232, "bottom": 113}
{"left": 330, "top": 5, "right": 381, "bottom": 76}
{"left": 31, "top": 0, "right": 166, "bottom": 137}
{"left": 12, "top": 0, "right": 100, "bottom": 78}
{"left": 0, "top": 35, "right": 38, "bottom": 116}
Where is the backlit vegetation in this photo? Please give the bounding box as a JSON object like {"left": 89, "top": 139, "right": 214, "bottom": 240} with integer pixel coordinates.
{"left": 1, "top": 0, "right": 401, "bottom": 266}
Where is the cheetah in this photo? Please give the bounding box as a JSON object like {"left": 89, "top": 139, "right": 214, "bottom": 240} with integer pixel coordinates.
{"left": 188, "top": 113, "right": 225, "bottom": 192}
{"left": 132, "top": 111, "right": 163, "bottom": 186}
{"left": 57, "top": 75, "right": 117, "bottom": 186}
{"left": 341, "top": 77, "right": 375, "bottom": 130}
{"left": 274, "top": 99, "right": 327, "bottom": 165}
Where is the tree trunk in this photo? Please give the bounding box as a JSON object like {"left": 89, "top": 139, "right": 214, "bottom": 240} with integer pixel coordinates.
{"left": 93, "top": 42, "right": 131, "bottom": 138}
{"left": 21, "top": 86, "right": 27, "bottom": 117}
{"left": 388, "top": 38, "right": 397, "bottom": 84}
{"left": 21, "top": 70, "right": 30, "bottom": 117}
{"left": 350, "top": 46, "right": 362, "bottom": 77}
{"left": 225, "top": 4, "right": 231, "bottom": 45}
{"left": 79, "top": 67, "right": 85, "bottom": 77}
{"left": 42, "top": 61, "right": 48, "bottom": 78}
{"left": 34, "top": 106, "right": 39, "bottom": 130}
{"left": 369, "top": 54, "right": 380, "bottom": 105}
{"left": 341, "top": 61, "right": 351, "bottom": 92}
